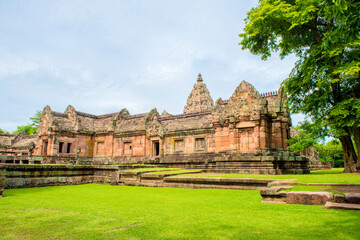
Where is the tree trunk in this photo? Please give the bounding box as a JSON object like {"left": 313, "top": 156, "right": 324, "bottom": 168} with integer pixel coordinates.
{"left": 354, "top": 126, "right": 360, "bottom": 169}
{"left": 339, "top": 135, "right": 359, "bottom": 173}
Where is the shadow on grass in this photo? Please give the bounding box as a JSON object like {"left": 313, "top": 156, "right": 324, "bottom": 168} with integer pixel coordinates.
{"left": 2, "top": 185, "right": 69, "bottom": 197}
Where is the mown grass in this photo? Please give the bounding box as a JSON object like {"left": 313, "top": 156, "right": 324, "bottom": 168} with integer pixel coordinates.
{"left": 128, "top": 167, "right": 178, "bottom": 172}
{"left": 154, "top": 169, "right": 202, "bottom": 175}
{"left": 183, "top": 168, "right": 360, "bottom": 184}
{"left": 1, "top": 184, "right": 360, "bottom": 240}
{"left": 286, "top": 185, "right": 345, "bottom": 195}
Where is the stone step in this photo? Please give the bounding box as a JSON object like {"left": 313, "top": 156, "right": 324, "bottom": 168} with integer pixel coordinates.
{"left": 324, "top": 202, "right": 360, "bottom": 210}
{"left": 287, "top": 191, "right": 333, "bottom": 205}
{"left": 345, "top": 193, "right": 360, "bottom": 204}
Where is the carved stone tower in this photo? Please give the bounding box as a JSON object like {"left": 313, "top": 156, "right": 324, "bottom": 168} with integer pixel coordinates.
{"left": 183, "top": 73, "right": 214, "bottom": 114}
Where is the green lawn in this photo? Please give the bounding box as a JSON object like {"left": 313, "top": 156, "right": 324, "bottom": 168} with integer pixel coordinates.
{"left": 183, "top": 168, "right": 360, "bottom": 184}
{"left": 154, "top": 169, "right": 202, "bottom": 174}
{"left": 1, "top": 184, "right": 359, "bottom": 240}
{"left": 128, "top": 167, "right": 179, "bottom": 172}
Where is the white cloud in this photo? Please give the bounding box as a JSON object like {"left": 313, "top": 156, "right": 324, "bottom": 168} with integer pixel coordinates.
{"left": 0, "top": 0, "right": 303, "bottom": 131}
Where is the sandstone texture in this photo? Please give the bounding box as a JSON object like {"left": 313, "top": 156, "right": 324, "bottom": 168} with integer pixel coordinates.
{"left": 324, "top": 202, "right": 360, "bottom": 210}
{"left": 334, "top": 194, "right": 346, "bottom": 203}
{"left": 2, "top": 74, "right": 310, "bottom": 175}
{"left": 345, "top": 193, "right": 360, "bottom": 204}
{"left": 286, "top": 191, "right": 333, "bottom": 205}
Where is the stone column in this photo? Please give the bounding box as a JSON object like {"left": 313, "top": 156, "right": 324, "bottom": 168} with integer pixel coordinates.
{"left": 50, "top": 135, "right": 58, "bottom": 156}
{"left": 254, "top": 121, "right": 261, "bottom": 152}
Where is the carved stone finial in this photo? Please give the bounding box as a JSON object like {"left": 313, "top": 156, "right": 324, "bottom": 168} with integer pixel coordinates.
{"left": 197, "top": 73, "right": 203, "bottom": 82}
{"left": 183, "top": 74, "right": 214, "bottom": 114}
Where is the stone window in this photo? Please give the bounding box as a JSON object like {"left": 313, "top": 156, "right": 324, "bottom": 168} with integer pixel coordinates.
{"left": 174, "top": 139, "right": 184, "bottom": 152}
{"left": 59, "top": 142, "right": 64, "bottom": 153}
{"left": 124, "top": 142, "right": 132, "bottom": 155}
{"left": 195, "top": 138, "right": 206, "bottom": 151}
{"left": 66, "top": 143, "right": 72, "bottom": 153}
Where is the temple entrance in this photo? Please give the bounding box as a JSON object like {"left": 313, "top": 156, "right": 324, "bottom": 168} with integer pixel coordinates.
{"left": 152, "top": 141, "right": 160, "bottom": 156}
{"left": 43, "top": 141, "right": 48, "bottom": 155}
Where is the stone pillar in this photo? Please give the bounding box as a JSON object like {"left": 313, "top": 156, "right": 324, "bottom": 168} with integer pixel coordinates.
{"left": 0, "top": 165, "right": 6, "bottom": 197}
{"left": 254, "top": 121, "right": 261, "bottom": 152}
{"left": 281, "top": 123, "right": 288, "bottom": 150}
{"left": 229, "top": 123, "right": 236, "bottom": 151}
{"left": 259, "top": 118, "right": 266, "bottom": 151}
{"left": 50, "top": 135, "right": 58, "bottom": 156}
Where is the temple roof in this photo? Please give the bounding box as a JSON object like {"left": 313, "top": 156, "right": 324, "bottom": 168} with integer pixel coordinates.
{"left": 0, "top": 132, "right": 38, "bottom": 150}
{"left": 159, "top": 111, "right": 212, "bottom": 132}
{"left": 183, "top": 74, "right": 214, "bottom": 114}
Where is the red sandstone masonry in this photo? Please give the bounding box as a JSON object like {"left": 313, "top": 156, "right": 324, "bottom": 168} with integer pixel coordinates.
{"left": 286, "top": 191, "right": 333, "bottom": 205}
{"left": 31, "top": 77, "right": 310, "bottom": 175}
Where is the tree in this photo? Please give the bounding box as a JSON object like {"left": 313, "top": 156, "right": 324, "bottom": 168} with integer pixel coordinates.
{"left": 239, "top": 0, "right": 360, "bottom": 172}
{"left": 29, "top": 110, "right": 42, "bottom": 129}
{"left": 12, "top": 125, "right": 37, "bottom": 135}
{"left": 287, "top": 119, "right": 327, "bottom": 153}
{"left": 0, "top": 128, "right": 7, "bottom": 134}
{"left": 12, "top": 110, "right": 42, "bottom": 135}
{"left": 315, "top": 139, "right": 344, "bottom": 168}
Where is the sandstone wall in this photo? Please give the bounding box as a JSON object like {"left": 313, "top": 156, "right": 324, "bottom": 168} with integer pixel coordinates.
{"left": 3, "top": 165, "right": 120, "bottom": 189}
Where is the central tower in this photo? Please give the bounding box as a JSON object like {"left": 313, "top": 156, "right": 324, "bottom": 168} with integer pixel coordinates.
{"left": 183, "top": 73, "right": 214, "bottom": 114}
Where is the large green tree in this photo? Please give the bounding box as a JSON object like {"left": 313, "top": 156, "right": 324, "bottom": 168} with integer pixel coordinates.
{"left": 240, "top": 0, "right": 360, "bottom": 172}
{"left": 12, "top": 110, "right": 42, "bottom": 135}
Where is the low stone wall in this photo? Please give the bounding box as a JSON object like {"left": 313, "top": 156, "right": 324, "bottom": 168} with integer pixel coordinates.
{"left": 119, "top": 170, "right": 274, "bottom": 190}
{"left": 0, "top": 165, "right": 6, "bottom": 196}
{"left": 41, "top": 150, "right": 310, "bottom": 175}
{"left": 309, "top": 161, "right": 331, "bottom": 170}
{"left": 3, "top": 164, "right": 120, "bottom": 189}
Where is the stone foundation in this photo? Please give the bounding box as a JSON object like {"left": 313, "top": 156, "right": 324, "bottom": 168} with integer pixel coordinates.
{"left": 119, "top": 169, "right": 275, "bottom": 190}
{"left": 38, "top": 150, "right": 310, "bottom": 175}
{"left": 3, "top": 164, "right": 120, "bottom": 189}
{"left": 0, "top": 165, "right": 5, "bottom": 196}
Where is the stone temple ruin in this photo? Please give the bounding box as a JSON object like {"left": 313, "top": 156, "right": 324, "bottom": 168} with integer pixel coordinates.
{"left": 11, "top": 73, "right": 307, "bottom": 175}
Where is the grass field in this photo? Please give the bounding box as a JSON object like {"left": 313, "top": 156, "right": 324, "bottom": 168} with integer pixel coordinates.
{"left": 183, "top": 168, "right": 360, "bottom": 184}
{"left": 1, "top": 184, "right": 360, "bottom": 240}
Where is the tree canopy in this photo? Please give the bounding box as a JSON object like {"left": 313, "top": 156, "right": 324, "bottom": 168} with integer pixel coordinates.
{"left": 12, "top": 110, "right": 42, "bottom": 135}
{"left": 240, "top": 0, "right": 360, "bottom": 172}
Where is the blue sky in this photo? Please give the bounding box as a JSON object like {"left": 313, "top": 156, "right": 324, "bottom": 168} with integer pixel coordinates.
{"left": 0, "top": 0, "right": 302, "bottom": 132}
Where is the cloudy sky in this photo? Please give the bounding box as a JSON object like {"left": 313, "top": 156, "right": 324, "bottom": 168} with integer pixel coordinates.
{"left": 0, "top": 0, "right": 302, "bottom": 132}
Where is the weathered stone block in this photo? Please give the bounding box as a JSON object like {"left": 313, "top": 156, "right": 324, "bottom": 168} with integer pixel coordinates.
{"left": 286, "top": 191, "right": 333, "bottom": 205}
{"left": 334, "top": 194, "right": 346, "bottom": 203}
{"left": 260, "top": 188, "right": 287, "bottom": 203}
{"left": 324, "top": 202, "right": 360, "bottom": 210}
{"left": 345, "top": 193, "right": 360, "bottom": 204}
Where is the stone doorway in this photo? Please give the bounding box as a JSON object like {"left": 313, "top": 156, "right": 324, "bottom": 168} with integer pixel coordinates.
{"left": 43, "top": 141, "right": 48, "bottom": 155}
{"left": 152, "top": 141, "right": 160, "bottom": 157}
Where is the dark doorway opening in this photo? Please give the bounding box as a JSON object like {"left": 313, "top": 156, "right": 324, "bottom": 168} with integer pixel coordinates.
{"left": 43, "top": 141, "right": 48, "bottom": 155}
{"left": 59, "top": 142, "right": 64, "bottom": 153}
{"left": 153, "top": 141, "right": 160, "bottom": 156}
{"left": 66, "top": 143, "right": 72, "bottom": 153}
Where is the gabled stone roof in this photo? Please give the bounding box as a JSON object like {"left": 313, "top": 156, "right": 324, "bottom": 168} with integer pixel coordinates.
{"left": 0, "top": 132, "right": 38, "bottom": 150}
{"left": 159, "top": 111, "right": 213, "bottom": 132}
